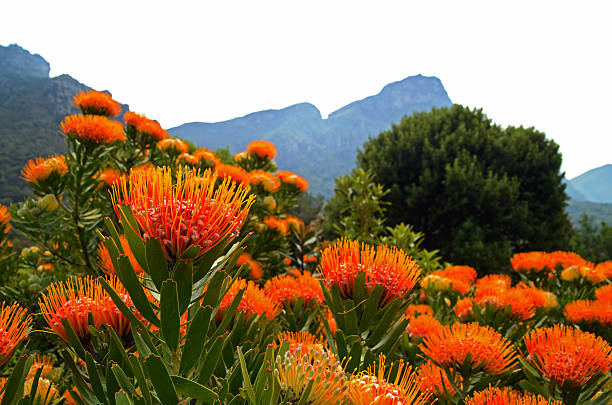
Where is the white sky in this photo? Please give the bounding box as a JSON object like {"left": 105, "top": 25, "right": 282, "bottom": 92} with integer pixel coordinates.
{"left": 1, "top": 1, "right": 610, "bottom": 179}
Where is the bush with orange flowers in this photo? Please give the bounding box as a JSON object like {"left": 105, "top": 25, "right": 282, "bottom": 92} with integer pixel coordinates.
{"left": 73, "top": 90, "right": 122, "bottom": 117}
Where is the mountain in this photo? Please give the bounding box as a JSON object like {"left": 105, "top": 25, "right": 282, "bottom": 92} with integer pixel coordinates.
{"left": 0, "top": 44, "right": 126, "bottom": 204}
{"left": 568, "top": 164, "right": 612, "bottom": 203}
{"left": 170, "top": 75, "right": 453, "bottom": 196}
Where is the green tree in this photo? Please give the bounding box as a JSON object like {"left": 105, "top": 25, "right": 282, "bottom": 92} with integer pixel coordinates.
{"left": 357, "top": 105, "right": 571, "bottom": 272}
{"left": 570, "top": 213, "right": 612, "bottom": 262}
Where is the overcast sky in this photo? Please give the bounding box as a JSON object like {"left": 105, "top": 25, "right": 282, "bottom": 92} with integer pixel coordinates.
{"left": 2, "top": 1, "right": 610, "bottom": 178}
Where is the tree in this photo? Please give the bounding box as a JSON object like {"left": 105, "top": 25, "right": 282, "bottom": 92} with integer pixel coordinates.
{"left": 357, "top": 105, "right": 571, "bottom": 272}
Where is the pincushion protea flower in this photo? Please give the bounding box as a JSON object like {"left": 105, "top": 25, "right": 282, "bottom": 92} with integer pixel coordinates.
{"left": 97, "top": 235, "right": 144, "bottom": 275}
{"left": 348, "top": 355, "right": 430, "bottom": 405}
{"left": 21, "top": 155, "right": 68, "bottom": 185}
{"left": 276, "top": 331, "right": 347, "bottom": 405}
{"left": 319, "top": 239, "right": 421, "bottom": 306}
{"left": 24, "top": 376, "right": 60, "bottom": 404}
{"left": 96, "top": 168, "right": 123, "bottom": 187}
{"left": 0, "top": 204, "right": 10, "bottom": 235}
{"left": 277, "top": 331, "right": 325, "bottom": 353}
{"left": 194, "top": 148, "right": 221, "bottom": 166}
{"left": 276, "top": 170, "right": 308, "bottom": 192}
{"left": 0, "top": 302, "right": 32, "bottom": 366}
{"left": 73, "top": 90, "right": 121, "bottom": 117}
{"left": 465, "top": 386, "right": 562, "bottom": 405}
{"left": 215, "top": 164, "right": 249, "bottom": 184}
{"left": 475, "top": 274, "right": 512, "bottom": 291}
{"left": 247, "top": 170, "right": 280, "bottom": 193}
{"left": 564, "top": 299, "right": 612, "bottom": 327}
{"left": 236, "top": 252, "right": 263, "bottom": 279}
{"left": 264, "top": 272, "right": 324, "bottom": 306}
{"left": 420, "top": 323, "right": 516, "bottom": 375}
{"left": 524, "top": 325, "right": 612, "bottom": 387}
{"left": 177, "top": 153, "right": 198, "bottom": 166}
{"left": 111, "top": 166, "right": 254, "bottom": 260}
{"left": 454, "top": 298, "right": 475, "bottom": 320}
{"left": 595, "top": 284, "right": 612, "bottom": 302}
{"left": 124, "top": 111, "right": 168, "bottom": 142}
{"left": 264, "top": 215, "right": 289, "bottom": 235}
{"left": 247, "top": 139, "right": 277, "bottom": 159}
{"left": 405, "top": 304, "right": 434, "bottom": 319}
{"left": 417, "top": 360, "right": 461, "bottom": 400}
{"left": 407, "top": 314, "right": 443, "bottom": 340}
{"left": 61, "top": 114, "right": 125, "bottom": 144}
{"left": 28, "top": 354, "right": 55, "bottom": 379}
{"left": 157, "top": 137, "right": 189, "bottom": 154}
{"left": 217, "top": 279, "right": 280, "bottom": 321}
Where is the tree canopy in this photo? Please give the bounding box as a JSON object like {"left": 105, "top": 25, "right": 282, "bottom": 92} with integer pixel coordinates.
{"left": 357, "top": 105, "right": 571, "bottom": 272}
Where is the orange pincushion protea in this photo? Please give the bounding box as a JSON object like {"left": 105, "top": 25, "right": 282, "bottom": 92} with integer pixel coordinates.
{"left": 264, "top": 216, "right": 289, "bottom": 235}
{"left": 28, "top": 354, "right": 55, "bottom": 379}
{"left": 417, "top": 360, "right": 461, "bottom": 399}
{"left": 96, "top": 168, "right": 123, "bottom": 187}
{"left": 177, "top": 153, "right": 199, "bottom": 166}
{"left": 124, "top": 112, "right": 168, "bottom": 142}
{"left": 264, "top": 272, "right": 324, "bottom": 306}
{"left": 0, "top": 302, "right": 32, "bottom": 366}
{"left": 277, "top": 331, "right": 326, "bottom": 353}
{"left": 511, "top": 251, "right": 551, "bottom": 273}
{"left": 111, "top": 166, "right": 254, "bottom": 260}
{"left": 423, "top": 271, "right": 472, "bottom": 294}
{"left": 247, "top": 139, "right": 277, "bottom": 159}
{"left": 73, "top": 90, "right": 121, "bottom": 117}
{"left": 194, "top": 148, "right": 221, "bottom": 166}
{"left": 96, "top": 235, "right": 145, "bottom": 275}
{"left": 0, "top": 205, "right": 10, "bottom": 235}
{"left": 564, "top": 300, "right": 612, "bottom": 327}
{"left": 24, "top": 377, "right": 60, "bottom": 404}
{"left": 233, "top": 151, "right": 248, "bottom": 162}
{"left": 595, "top": 284, "right": 612, "bottom": 302}
{"left": 524, "top": 325, "right": 612, "bottom": 387}
{"left": 465, "top": 386, "right": 562, "bottom": 405}
{"left": 348, "top": 355, "right": 430, "bottom": 405}
{"left": 157, "top": 137, "right": 189, "bottom": 154}
{"left": 405, "top": 304, "right": 434, "bottom": 319}
{"left": 247, "top": 170, "right": 280, "bottom": 193}
{"left": 594, "top": 261, "right": 612, "bottom": 280}
{"left": 549, "top": 251, "right": 591, "bottom": 270}
{"left": 407, "top": 314, "right": 443, "bottom": 340}
{"left": 61, "top": 114, "right": 125, "bottom": 144}
{"left": 285, "top": 215, "right": 305, "bottom": 232}
{"left": 22, "top": 155, "right": 68, "bottom": 185}
{"left": 455, "top": 298, "right": 475, "bottom": 320}
{"left": 215, "top": 164, "right": 249, "bottom": 184}
{"left": 420, "top": 323, "right": 516, "bottom": 375}
{"left": 475, "top": 274, "right": 512, "bottom": 291}
{"left": 319, "top": 239, "right": 421, "bottom": 306}
{"left": 442, "top": 265, "right": 478, "bottom": 285}
{"left": 236, "top": 252, "right": 263, "bottom": 279}
{"left": 276, "top": 170, "right": 308, "bottom": 192}
{"left": 217, "top": 279, "right": 280, "bottom": 321}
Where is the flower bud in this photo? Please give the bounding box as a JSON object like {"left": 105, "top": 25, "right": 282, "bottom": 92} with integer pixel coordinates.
{"left": 38, "top": 195, "right": 59, "bottom": 212}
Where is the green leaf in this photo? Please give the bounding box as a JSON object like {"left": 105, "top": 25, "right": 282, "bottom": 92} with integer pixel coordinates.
{"left": 359, "top": 284, "right": 384, "bottom": 331}
{"left": 145, "top": 238, "right": 168, "bottom": 290}
{"left": 179, "top": 305, "right": 213, "bottom": 374}
{"left": 171, "top": 376, "right": 218, "bottom": 403}
{"left": 144, "top": 355, "right": 179, "bottom": 405}
{"left": 112, "top": 365, "right": 138, "bottom": 397}
{"left": 296, "top": 380, "right": 314, "bottom": 405}
{"left": 213, "top": 288, "right": 244, "bottom": 337}
{"left": 366, "top": 301, "right": 401, "bottom": 345}
{"left": 115, "top": 255, "right": 160, "bottom": 326}
{"left": 61, "top": 318, "right": 87, "bottom": 360}
{"left": 172, "top": 259, "right": 193, "bottom": 314}
{"left": 129, "top": 355, "right": 152, "bottom": 405}
{"left": 197, "top": 335, "right": 225, "bottom": 384}
{"left": 237, "top": 347, "right": 257, "bottom": 405}
{"left": 160, "top": 280, "right": 180, "bottom": 352}
{"left": 104, "top": 217, "right": 123, "bottom": 251}
{"left": 106, "top": 364, "right": 120, "bottom": 405}
{"left": 85, "top": 353, "right": 108, "bottom": 404}
{"left": 114, "top": 391, "right": 133, "bottom": 405}
{"left": 342, "top": 299, "right": 360, "bottom": 336}
{"left": 119, "top": 206, "right": 148, "bottom": 272}
{"left": 200, "top": 270, "right": 226, "bottom": 308}
{"left": 180, "top": 245, "right": 201, "bottom": 260}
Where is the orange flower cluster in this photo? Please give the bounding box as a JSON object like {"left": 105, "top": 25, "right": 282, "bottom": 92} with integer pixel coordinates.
{"left": 405, "top": 304, "right": 434, "bottom": 319}
{"left": 28, "top": 354, "right": 54, "bottom": 379}
{"left": 454, "top": 298, "right": 475, "bottom": 320}
{"left": 475, "top": 274, "right": 512, "bottom": 291}
{"left": 465, "top": 387, "right": 562, "bottom": 405}
{"left": 0, "top": 205, "right": 10, "bottom": 235}
{"left": 124, "top": 112, "right": 168, "bottom": 141}
{"left": 524, "top": 325, "right": 612, "bottom": 386}
{"left": 264, "top": 215, "right": 289, "bottom": 235}
{"left": 264, "top": 272, "right": 324, "bottom": 306}
{"left": 407, "top": 314, "right": 443, "bottom": 340}
{"left": 111, "top": 166, "right": 254, "bottom": 259}
{"left": 511, "top": 251, "right": 593, "bottom": 274}
{"left": 286, "top": 215, "right": 305, "bottom": 233}
{"left": 594, "top": 261, "right": 612, "bottom": 280}
{"left": 595, "top": 284, "right": 612, "bottom": 302}
{"left": 420, "top": 323, "right": 516, "bottom": 375}
{"left": 276, "top": 170, "right": 308, "bottom": 192}
{"left": 194, "top": 148, "right": 221, "bottom": 166}
{"left": 319, "top": 239, "right": 421, "bottom": 306}
{"left": 215, "top": 164, "right": 249, "bottom": 184}
{"left": 177, "top": 152, "right": 199, "bottom": 166}
{"left": 96, "top": 168, "right": 123, "bottom": 187}
{"left": 22, "top": 155, "right": 68, "bottom": 185}
{"left": 61, "top": 114, "right": 125, "bottom": 144}
{"left": 157, "top": 137, "right": 189, "bottom": 154}
{"left": 417, "top": 360, "right": 461, "bottom": 400}
{"left": 0, "top": 302, "right": 32, "bottom": 366}
{"left": 96, "top": 235, "right": 145, "bottom": 275}
{"left": 348, "top": 355, "right": 430, "bottom": 405}
{"left": 233, "top": 151, "right": 248, "bottom": 162}
{"left": 247, "top": 139, "right": 277, "bottom": 159}
{"left": 217, "top": 279, "right": 280, "bottom": 321}
{"left": 73, "top": 90, "right": 121, "bottom": 117}
{"left": 422, "top": 265, "right": 477, "bottom": 294}
{"left": 236, "top": 252, "right": 263, "bottom": 279}
{"left": 38, "top": 276, "right": 139, "bottom": 341}
{"left": 564, "top": 299, "right": 612, "bottom": 327}
{"left": 24, "top": 375, "right": 60, "bottom": 404}
{"left": 247, "top": 170, "right": 280, "bottom": 193}
{"left": 277, "top": 331, "right": 326, "bottom": 353}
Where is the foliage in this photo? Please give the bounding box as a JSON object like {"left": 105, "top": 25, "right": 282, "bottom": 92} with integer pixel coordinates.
{"left": 357, "top": 104, "right": 572, "bottom": 273}
{"left": 570, "top": 214, "right": 612, "bottom": 262}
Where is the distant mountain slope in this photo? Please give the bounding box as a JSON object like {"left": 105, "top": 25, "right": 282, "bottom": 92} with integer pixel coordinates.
{"left": 0, "top": 44, "right": 126, "bottom": 204}
{"left": 564, "top": 178, "right": 587, "bottom": 201}
{"left": 170, "top": 75, "right": 453, "bottom": 196}
{"left": 567, "top": 200, "right": 612, "bottom": 226}
{"left": 569, "top": 164, "right": 612, "bottom": 203}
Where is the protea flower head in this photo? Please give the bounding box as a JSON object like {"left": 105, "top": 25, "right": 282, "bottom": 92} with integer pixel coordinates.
{"left": 0, "top": 302, "right": 32, "bottom": 366}
{"left": 465, "top": 386, "right": 562, "bottom": 405}
{"left": 73, "top": 90, "right": 121, "bottom": 117}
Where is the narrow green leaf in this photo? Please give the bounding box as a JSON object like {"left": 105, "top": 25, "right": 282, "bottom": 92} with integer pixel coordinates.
{"left": 85, "top": 353, "right": 108, "bottom": 404}
{"left": 144, "top": 355, "right": 179, "bottom": 405}
{"left": 160, "top": 280, "right": 180, "bottom": 352}
{"left": 99, "top": 277, "right": 157, "bottom": 332}
{"left": 112, "top": 365, "right": 138, "bottom": 397}
{"left": 296, "top": 380, "right": 314, "bottom": 405}
{"left": 342, "top": 299, "right": 360, "bottom": 336}
{"left": 27, "top": 366, "right": 43, "bottom": 405}
{"left": 359, "top": 284, "right": 384, "bottom": 331}
{"left": 129, "top": 355, "right": 152, "bottom": 405}
{"left": 61, "top": 318, "right": 86, "bottom": 360}
{"left": 213, "top": 288, "right": 244, "bottom": 337}
{"left": 145, "top": 238, "right": 168, "bottom": 290}
{"left": 197, "top": 335, "right": 225, "bottom": 384}
{"left": 179, "top": 305, "right": 213, "bottom": 374}
{"left": 172, "top": 259, "right": 193, "bottom": 314}
{"left": 114, "top": 390, "right": 133, "bottom": 405}
{"left": 106, "top": 364, "right": 120, "bottom": 405}
{"left": 119, "top": 206, "right": 148, "bottom": 272}
{"left": 115, "top": 256, "right": 160, "bottom": 326}
{"left": 171, "top": 376, "right": 218, "bottom": 403}
{"left": 237, "top": 347, "right": 257, "bottom": 405}
{"left": 104, "top": 217, "right": 123, "bottom": 251}
{"left": 200, "top": 270, "right": 226, "bottom": 308}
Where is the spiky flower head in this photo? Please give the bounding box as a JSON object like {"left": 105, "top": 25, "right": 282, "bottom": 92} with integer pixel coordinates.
{"left": 215, "top": 164, "right": 249, "bottom": 184}
{"left": 417, "top": 360, "right": 462, "bottom": 400}
{"left": 405, "top": 304, "right": 434, "bottom": 319}
{"left": 24, "top": 377, "right": 60, "bottom": 404}
{"left": 217, "top": 279, "right": 280, "bottom": 321}
{"left": 319, "top": 239, "right": 421, "bottom": 306}
{"left": 265, "top": 272, "right": 324, "bottom": 306}
{"left": 595, "top": 284, "right": 612, "bottom": 302}
{"left": 111, "top": 166, "right": 254, "bottom": 260}
{"left": 247, "top": 170, "right": 280, "bottom": 193}
{"left": 157, "top": 137, "right": 189, "bottom": 154}
{"left": 247, "top": 139, "right": 277, "bottom": 159}
{"left": 193, "top": 148, "right": 221, "bottom": 167}
{"left": 61, "top": 114, "right": 125, "bottom": 145}
{"left": 564, "top": 300, "right": 612, "bottom": 327}
{"left": 0, "top": 204, "right": 10, "bottom": 236}
{"left": 407, "top": 314, "right": 443, "bottom": 340}
{"left": 465, "top": 386, "right": 562, "bottom": 405}
{"left": 28, "top": 354, "right": 55, "bottom": 379}
{"left": 420, "top": 323, "right": 516, "bottom": 375}
{"left": 475, "top": 274, "right": 512, "bottom": 291}
{"left": 97, "top": 168, "right": 123, "bottom": 188}
{"left": 454, "top": 298, "right": 475, "bottom": 321}
{"left": 0, "top": 302, "right": 32, "bottom": 366}
{"left": 236, "top": 252, "right": 263, "bottom": 279}
{"left": 264, "top": 216, "right": 289, "bottom": 235}
{"left": 73, "top": 90, "right": 121, "bottom": 117}
{"left": 21, "top": 155, "right": 68, "bottom": 186}
{"left": 348, "top": 354, "right": 430, "bottom": 405}
{"left": 524, "top": 325, "right": 612, "bottom": 387}
{"left": 124, "top": 111, "right": 168, "bottom": 142}
{"left": 177, "top": 153, "right": 199, "bottom": 166}
{"left": 97, "top": 235, "right": 144, "bottom": 275}
{"left": 276, "top": 170, "right": 308, "bottom": 192}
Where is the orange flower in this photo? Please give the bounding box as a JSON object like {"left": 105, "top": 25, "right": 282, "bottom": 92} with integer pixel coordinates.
{"left": 73, "top": 90, "right": 121, "bottom": 117}
{"left": 405, "top": 304, "right": 433, "bottom": 319}
{"left": 61, "top": 114, "right": 125, "bottom": 144}
{"left": 579, "top": 265, "right": 606, "bottom": 284}
{"left": 177, "top": 153, "right": 199, "bottom": 166}
{"left": 442, "top": 265, "right": 478, "bottom": 285}
{"left": 233, "top": 151, "right": 248, "bottom": 161}
{"left": 0, "top": 302, "right": 32, "bottom": 366}
{"left": 549, "top": 251, "right": 591, "bottom": 269}
{"left": 157, "top": 137, "right": 189, "bottom": 154}
{"left": 564, "top": 300, "right": 612, "bottom": 327}
{"left": 97, "top": 235, "right": 145, "bottom": 275}
{"left": 194, "top": 148, "right": 221, "bottom": 166}
{"left": 236, "top": 252, "right": 263, "bottom": 279}
{"left": 111, "top": 166, "right": 254, "bottom": 260}
{"left": 217, "top": 279, "right": 280, "bottom": 321}
{"left": 475, "top": 274, "right": 512, "bottom": 291}
{"left": 420, "top": 323, "right": 516, "bottom": 375}
{"left": 407, "top": 314, "right": 443, "bottom": 340}
{"left": 0, "top": 205, "right": 10, "bottom": 235}
{"left": 424, "top": 271, "right": 472, "bottom": 294}
{"left": 283, "top": 257, "right": 292, "bottom": 266}
{"left": 215, "top": 164, "right": 249, "bottom": 184}
{"left": 594, "top": 261, "right": 612, "bottom": 280}
{"left": 465, "top": 386, "right": 562, "bottom": 405}
{"left": 595, "top": 284, "right": 612, "bottom": 302}
{"left": 277, "top": 331, "right": 326, "bottom": 353}
{"left": 286, "top": 215, "right": 305, "bottom": 232}
{"left": 24, "top": 377, "right": 60, "bottom": 404}
{"left": 247, "top": 139, "right": 277, "bottom": 159}
{"left": 523, "top": 325, "right": 612, "bottom": 386}
{"left": 22, "top": 155, "right": 68, "bottom": 185}
{"left": 276, "top": 170, "right": 308, "bottom": 192}
{"left": 28, "top": 354, "right": 54, "bottom": 379}
{"left": 417, "top": 360, "right": 461, "bottom": 400}
{"left": 124, "top": 112, "right": 168, "bottom": 142}
{"left": 97, "top": 168, "right": 123, "bottom": 187}
{"left": 264, "top": 272, "right": 324, "bottom": 306}
{"left": 264, "top": 215, "right": 289, "bottom": 235}
{"left": 247, "top": 170, "right": 280, "bottom": 193}
{"left": 348, "top": 355, "right": 430, "bottom": 405}
{"left": 319, "top": 239, "right": 421, "bottom": 306}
